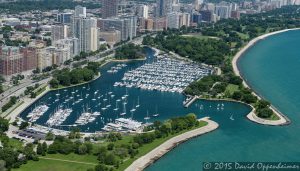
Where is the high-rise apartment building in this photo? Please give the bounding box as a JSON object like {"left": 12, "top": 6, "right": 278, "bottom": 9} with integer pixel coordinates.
{"left": 98, "top": 16, "right": 137, "bottom": 41}
{"left": 0, "top": 46, "right": 23, "bottom": 76}
{"left": 20, "top": 47, "right": 37, "bottom": 71}
{"left": 53, "top": 38, "right": 80, "bottom": 58}
{"left": 200, "top": 10, "right": 213, "bottom": 22}
{"left": 156, "top": 0, "right": 173, "bottom": 17}
{"left": 194, "top": 0, "right": 204, "bottom": 11}
{"left": 167, "top": 12, "right": 180, "bottom": 29}
{"left": 57, "top": 13, "right": 72, "bottom": 24}
{"left": 51, "top": 25, "right": 68, "bottom": 44}
{"left": 99, "top": 30, "right": 121, "bottom": 47}
{"left": 74, "top": 5, "right": 86, "bottom": 18}
{"left": 72, "top": 6, "right": 98, "bottom": 52}
{"left": 101, "top": 0, "right": 118, "bottom": 19}
{"left": 167, "top": 12, "right": 190, "bottom": 29}
{"left": 73, "top": 17, "right": 98, "bottom": 52}
{"left": 153, "top": 17, "right": 167, "bottom": 31}
{"left": 137, "top": 5, "right": 149, "bottom": 19}
{"left": 215, "top": 2, "right": 232, "bottom": 19}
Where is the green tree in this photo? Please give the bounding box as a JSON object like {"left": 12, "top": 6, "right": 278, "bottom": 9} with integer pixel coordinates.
{"left": 94, "top": 164, "right": 109, "bottom": 171}
{"left": 42, "top": 142, "right": 48, "bottom": 154}
{"left": 78, "top": 144, "right": 87, "bottom": 154}
{"left": 0, "top": 118, "right": 9, "bottom": 133}
{"left": 45, "top": 132, "right": 55, "bottom": 140}
{"left": 104, "top": 153, "right": 117, "bottom": 165}
{"left": 36, "top": 143, "right": 43, "bottom": 155}
{"left": 257, "top": 108, "right": 274, "bottom": 119}
{"left": 19, "top": 122, "right": 29, "bottom": 130}
{"left": 49, "top": 79, "right": 59, "bottom": 88}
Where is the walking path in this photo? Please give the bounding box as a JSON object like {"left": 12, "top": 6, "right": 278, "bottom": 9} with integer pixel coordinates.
{"left": 39, "top": 157, "right": 98, "bottom": 165}
{"left": 125, "top": 117, "right": 218, "bottom": 171}
{"left": 231, "top": 29, "right": 300, "bottom": 126}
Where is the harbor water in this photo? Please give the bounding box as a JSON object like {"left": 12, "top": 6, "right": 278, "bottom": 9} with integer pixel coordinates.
{"left": 20, "top": 48, "right": 251, "bottom": 133}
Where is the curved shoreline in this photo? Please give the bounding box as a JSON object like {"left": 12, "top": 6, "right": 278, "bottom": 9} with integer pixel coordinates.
{"left": 232, "top": 28, "right": 299, "bottom": 125}
{"left": 125, "top": 117, "right": 219, "bottom": 171}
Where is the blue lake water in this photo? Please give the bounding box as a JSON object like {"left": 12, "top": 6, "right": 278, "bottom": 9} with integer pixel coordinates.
{"left": 20, "top": 48, "right": 251, "bottom": 133}
{"left": 146, "top": 30, "right": 300, "bottom": 171}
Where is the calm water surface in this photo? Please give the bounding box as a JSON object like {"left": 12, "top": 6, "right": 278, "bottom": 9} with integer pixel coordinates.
{"left": 146, "top": 30, "right": 300, "bottom": 171}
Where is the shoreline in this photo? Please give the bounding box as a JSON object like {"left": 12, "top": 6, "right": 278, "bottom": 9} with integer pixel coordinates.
{"left": 50, "top": 72, "right": 101, "bottom": 91}
{"left": 232, "top": 28, "right": 299, "bottom": 125}
{"left": 125, "top": 117, "right": 219, "bottom": 171}
{"left": 111, "top": 57, "right": 146, "bottom": 62}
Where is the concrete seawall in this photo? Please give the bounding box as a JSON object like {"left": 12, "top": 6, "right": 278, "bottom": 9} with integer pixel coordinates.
{"left": 125, "top": 117, "right": 219, "bottom": 171}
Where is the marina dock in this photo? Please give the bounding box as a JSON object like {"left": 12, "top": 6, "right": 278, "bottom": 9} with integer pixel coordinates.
{"left": 183, "top": 96, "right": 199, "bottom": 108}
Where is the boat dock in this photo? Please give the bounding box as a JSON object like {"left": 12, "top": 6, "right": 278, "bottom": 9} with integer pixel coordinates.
{"left": 183, "top": 96, "right": 198, "bottom": 108}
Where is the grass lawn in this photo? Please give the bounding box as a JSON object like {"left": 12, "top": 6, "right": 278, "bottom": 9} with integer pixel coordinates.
{"left": 35, "top": 85, "right": 47, "bottom": 96}
{"left": 225, "top": 84, "right": 239, "bottom": 95}
{"left": 45, "top": 153, "right": 98, "bottom": 163}
{"left": 117, "top": 121, "right": 208, "bottom": 171}
{"left": 8, "top": 137, "right": 24, "bottom": 150}
{"left": 13, "top": 158, "right": 95, "bottom": 171}
{"left": 181, "top": 34, "right": 220, "bottom": 40}
{"left": 13, "top": 153, "right": 98, "bottom": 171}
{"left": 236, "top": 32, "right": 249, "bottom": 40}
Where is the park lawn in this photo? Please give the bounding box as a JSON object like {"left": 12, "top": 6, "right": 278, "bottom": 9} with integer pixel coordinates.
{"left": 44, "top": 153, "right": 98, "bottom": 163}
{"left": 8, "top": 137, "right": 24, "bottom": 150}
{"left": 225, "top": 84, "right": 239, "bottom": 95}
{"left": 230, "top": 42, "right": 237, "bottom": 48}
{"left": 117, "top": 121, "right": 208, "bottom": 171}
{"left": 14, "top": 153, "right": 98, "bottom": 171}
{"left": 181, "top": 34, "right": 220, "bottom": 40}
{"left": 13, "top": 157, "right": 95, "bottom": 171}
{"left": 236, "top": 32, "right": 249, "bottom": 40}
{"left": 35, "top": 85, "right": 47, "bottom": 96}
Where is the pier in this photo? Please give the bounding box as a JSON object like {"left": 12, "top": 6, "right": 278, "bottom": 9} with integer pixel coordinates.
{"left": 183, "top": 96, "right": 199, "bottom": 108}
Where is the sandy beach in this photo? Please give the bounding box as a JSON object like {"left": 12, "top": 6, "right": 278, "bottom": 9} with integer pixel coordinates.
{"left": 125, "top": 117, "right": 219, "bottom": 171}
{"left": 232, "top": 28, "right": 300, "bottom": 125}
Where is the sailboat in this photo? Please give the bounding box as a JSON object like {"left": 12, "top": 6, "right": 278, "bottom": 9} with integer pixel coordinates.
{"left": 103, "top": 93, "right": 108, "bottom": 101}
{"left": 92, "top": 92, "right": 97, "bottom": 101}
{"left": 106, "top": 97, "right": 111, "bottom": 108}
{"left": 230, "top": 114, "right": 234, "bottom": 121}
{"left": 120, "top": 102, "right": 126, "bottom": 116}
{"left": 113, "top": 100, "right": 119, "bottom": 111}
{"left": 130, "top": 102, "right": 136, "bottom": 112}
{"left": 153, "top": 106, "right": 159, "bottom": 117}
{"left": 101, "top": 101, "right": 107, "bottom": 110}
{"left": 144, "top": 111, "right": 150, "bottom": 120}
{"left": 136, "top": 96, "right": 140, "bottom": 108}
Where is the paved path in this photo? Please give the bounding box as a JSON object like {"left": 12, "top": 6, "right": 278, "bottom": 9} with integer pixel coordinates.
{"left": 125, "top": 117, "right": 219, "bottom": 171}
{"left": 39, "top": 157, "right": 98, "bottom": 165}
